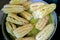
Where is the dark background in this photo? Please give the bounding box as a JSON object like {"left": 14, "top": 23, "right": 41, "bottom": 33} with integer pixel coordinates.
{"left": 0, "top": 0, "right": 60, "bottom": 40}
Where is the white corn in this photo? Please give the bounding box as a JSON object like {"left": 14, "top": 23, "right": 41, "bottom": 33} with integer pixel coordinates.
{"left": 2, "top": 5, "right": 24, "bottom": 14}
{"left": 13, "top": 24, "right": 33, "bottom": 38}
{"left": 30, "top": 2, "right": 45, "bottom": 11}
{"left": 35, "top": 16, "right": 49, "bottom": 30}
{"left": 6, "top": 13, "right": 29, "bottom": 25}
{"left": 16, "top": 37, "right": 35, "bottom": 40}
{"left": 9, "top": 0, "right": 27, "bottom": 4}
{"left": 32, "top": 4, "right": 56, "bottom": 19}
{"left": 6, "top": 22, "right": 16, "bottom": 36}
{"left": 36, "top": 23, "right": 55, "bottom": 40}
{"left": 10, "top": 22, "right": 17, "bottom": 30}
{"left": 19, "top": 11, "right": 33, "bottom": 20}
{"left": 22, "top": 1, "right": 32, "bottom": 10}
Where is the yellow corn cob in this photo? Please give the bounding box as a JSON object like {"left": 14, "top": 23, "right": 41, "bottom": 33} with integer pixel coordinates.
{"left": 19, "top": 11, "right": 33, "bottom": 20}
{"left": 32, "top": 4, "right": 56, "bottom": 19}
{"left": 9, "top": 0, "right": 27, "bottom": 4}
{"left": 30, "top": 2, "right": 45, "bottom": 11}
{"left": 6, "top": 22, "right": 16, "bottom": 36}
{"left": 13, "top": 24, "right": 33, "bottom": 38}
{"left": 16, "top": 37, "right": 35, "bottom": 40}
{"left": 36, "top": 23, "right": 55, "bottom": 40}
{"left": 6, "top": 13, "right": 29, "bottom": 25}
{"left": 35, "top": 16, "right": 49, "bottom": 30}
{"left": 2, "top": 5, "right": 24, "bottom": 13}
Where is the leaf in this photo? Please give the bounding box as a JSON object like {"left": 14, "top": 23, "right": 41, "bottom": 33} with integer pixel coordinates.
{"left": 27, "top": 9, "right": 33, "bottom": 14}
{"left": 49, "top": 13, "right": 55, "bottom": 23}
{"left": 27, "top": 27, "right": 39, "bottom": 36}
{"left": 30, "top": 18, "right": 37, "bottom": 25}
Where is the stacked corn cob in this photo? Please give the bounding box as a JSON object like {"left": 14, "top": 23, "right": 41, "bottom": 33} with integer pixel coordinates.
{"left": 9, "top": 0, "right": 28, "bottom": 4}
{"left": 30, "top": 2, "right": 45, "bottom": 11}
{"left": 21, "top": 1, "right": 32, "bottom": 10}
{"left": 35, "top": 16, "right": 49, "bottom": 30}
{"left": 36, "top": 23, "right": 54, "bottom": 40}
{"left": 2, "top": 5, "right": 25, "bottom": 13}
{"left": 6, "top": 13, "right": 29, "bottom": 25}
{"left": 19, "top": 11, "right": 33, "bottom": 20}
{"left": 6, "top": 22, "right": 16, "bottom": 36}
{"left": 31, "top": 4, "right": 56, "bottom": 19}
{"left": 13, "top": 24, "right": 33, "bottom": 38}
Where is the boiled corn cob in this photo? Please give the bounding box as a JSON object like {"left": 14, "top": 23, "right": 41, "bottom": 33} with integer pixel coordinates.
{"left": 35, "top": 16, "right": 49, "bottom": 30}
{"left": 19, "top": 11, "right": 33, "bottom": 20}
{"left": 2, "top": 5, "right": 24, "bottom": 14}
{"left": 30, "top": 2, "right": 45, "bottom": 11}
{"left": 32, "top": 4, "right": 56, "bottom": 19}
{"left": 6, "top": 22, "right": 16, "bottom": 36}
{"left": 10, "top": 22, "right": 17, "bottom": 30}
{"left": 6, "top": 13, "right": 29, "bottom": 25}
{"left": 21, "top": 1, "right": 32, "bottom": 10}
{"left": 36, "top": 23, "right": 55, "bottom": 40}
{"left": 16, "top": 37, "right": 35, "bottom": 40}
{"left": 13, "top": 24, "right": 33, "bottom": 38}
{"left": 9, "top": 0, "right": 27, "bottom": 4}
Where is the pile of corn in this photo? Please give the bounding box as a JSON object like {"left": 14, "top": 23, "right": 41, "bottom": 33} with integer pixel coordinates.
{"left": 2, "top": 0, "right": 56, "bottom": 40}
